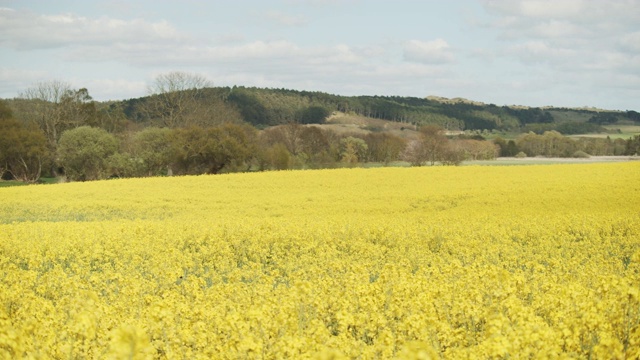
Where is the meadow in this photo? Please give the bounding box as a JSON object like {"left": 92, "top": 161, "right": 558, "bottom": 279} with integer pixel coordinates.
{"left": 1, "top": 163, "right": 639, "bottom": 359}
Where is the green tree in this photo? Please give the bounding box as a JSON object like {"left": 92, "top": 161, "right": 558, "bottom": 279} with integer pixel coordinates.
{"left": 299, "top": 126, "right": 333, "bottom": 167}
{"left": 58, "top": 126, "right": 119, "bottom": 181}
{"left": 364, "top": 133, "right": 406, "bottom": 164}
{"left": 132, "top": 127, "right": 177, "bottom": 176}
{"left": 95, "top": 102, "right": 132, "bottom": 133}
{"left": 297, "top": 106, "right": 330, "bottom": 124}
{"left": 493, "top": 137, "right": 507, "bottom": 156}
{"left": 626, "top": 135, "right": 640, "bottom": 155}
{"left": 517, "top": 132, "right": 544, "bottom": 157}
{"left": 260, "top": 123, "right": 304, "bottom": 156}
{"left": 60, "top": 88, "right": 97, "bottom": 127}
{"left": 505, "top": 140, "right": 519, "bottom": 157}
{"left": 0, "top": 101, "right": 48, "bottom": 182}
{"left": 172, "top": 124, "right": 257, "bottom": 175}
{"left": 0, "top": 99, "right": 12, "bottom": 121}
{"left": 226, "top": 88, "right": 272, "bottom": 126}
{"left": 106, "top": 152, "right": 144, "bottom": 178}
{"left": 263, "top": 143, "right": 292, "bottom": 170}
{"left": 340, "top": 136, "right": 368, "bottom": 164}
{"left": 542, "top": 131, "right": 577, "bottom": 157}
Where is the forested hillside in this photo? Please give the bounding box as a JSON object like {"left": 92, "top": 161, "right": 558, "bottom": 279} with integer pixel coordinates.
{"left": 116, "top": 86, "right": 640, "bottom": 132}
{"left": 1, "top": 74, "right": 639, "bottom": 183}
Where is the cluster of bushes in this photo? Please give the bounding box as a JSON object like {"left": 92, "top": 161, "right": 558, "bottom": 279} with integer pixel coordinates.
{"left": 494, "top": 131, "right": 640, "bottom": 158}
{"left": 2, "top": 93, "right": 504, "bottom": 182}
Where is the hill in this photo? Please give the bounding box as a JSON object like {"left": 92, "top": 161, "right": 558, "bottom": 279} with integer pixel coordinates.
{"left": 2, "top": 85, "right": 639, "bottom": 183}
{"left": 111, "top": 87, "right": 639, "bottom": 134}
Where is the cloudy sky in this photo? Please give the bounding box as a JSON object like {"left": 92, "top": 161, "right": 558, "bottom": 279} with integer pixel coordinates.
{"left": 0, "top": 0, "right": 638, "bottom": 110}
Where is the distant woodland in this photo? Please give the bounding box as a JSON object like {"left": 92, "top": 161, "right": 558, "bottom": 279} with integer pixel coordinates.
{"left": 1, "top": 72, "right": 639, "bottom": 182}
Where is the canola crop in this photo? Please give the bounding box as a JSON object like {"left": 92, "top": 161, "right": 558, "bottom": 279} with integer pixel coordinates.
{"left": 1, "top": 163, "right": 639, "bottom": 359}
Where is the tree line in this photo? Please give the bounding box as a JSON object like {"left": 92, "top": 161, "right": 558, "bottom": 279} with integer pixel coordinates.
{"left": 1, "top": 72, "right": 639, "bottom": 183}
{"left": 0, "top": 101, "right": 499, "bottom": 182}
{"left": 494, "top": 131, "right": 639, "bottom": 158}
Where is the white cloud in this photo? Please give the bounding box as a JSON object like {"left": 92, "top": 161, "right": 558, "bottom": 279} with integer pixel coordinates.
{"left": 477, "top": 0, "right": 640, "bottom": 85}
{"left": 507, "top": 41, "right": 576, "bottom": 63}
{"left": 619, "top": 32, "right": 640, "bottom": 53}
{"left": 530, "top": 20, "right": 588, "bottom": 39}
{"left": 80, "top": 78, "right": 147, "bottom": 101}
{"left": 481, "top": 0, "right": 639, "bottom": 23}
{"left": 265, "top": 10, "right": 309, "bottom": 27}
{"left": 518, "top": 0, "right": 586, "bottom": 18}
{"left": 403, "top": 39, "right": 455, "bottom": 64}
{"left": 0, "top": 7, "right": 187, "bottom": 51}
{"left": 0, "top": 67, "right": 49, "bottom": 98}
{"left": 481, "top": 0, "right": 640, "bottom": 36}
{"left": 62, "top": 39, "right": 369, "bottom": 70}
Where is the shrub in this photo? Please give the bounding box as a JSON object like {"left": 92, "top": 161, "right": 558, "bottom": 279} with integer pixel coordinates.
{"left": 58, "top": 126, "right": 119, "bottom": 181}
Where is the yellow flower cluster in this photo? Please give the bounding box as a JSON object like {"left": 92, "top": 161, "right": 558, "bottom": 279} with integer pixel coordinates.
{"left": 1, "top": 163, "right": 639, "bottom": 359}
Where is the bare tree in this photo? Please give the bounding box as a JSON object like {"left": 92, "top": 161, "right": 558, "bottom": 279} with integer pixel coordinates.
{"left": 18, "top": 81, "right": 97, "bottom": 145}
{"left": 18, "top": 80, "right": 97, "bottom": 176}
{"left": 402, "top": 125, "right": 449, "bottom": 166}
{"left": 419, "top": 125, "right": 449, "bottom": 165}
{"left": 19, "top": 80, "right": 71, "bottom": 150}
{"left": 143, "top": 71, "right": 217, "bottom": 128}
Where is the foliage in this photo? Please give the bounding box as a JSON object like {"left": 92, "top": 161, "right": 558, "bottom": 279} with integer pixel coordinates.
{"left": 262, "top": 143, "right": 292, "bottom": 170}
{"left": 404, "top": 125, "right": 449, "bottom": 166}
{"left": 626, "top": 110, "right": 640, "bottom": 122}
{"left": 142, "top": 71, "right": 211, "bottom": 128}
{"left": 517, "top": 131, "right": 577, "bottom": 157}
{"left": 6, "top": 82, "right": 640, "bottom": 181}
{"left": 297, "top": 106, "right": 330, "bottom": 124}
{"left": 493, "top": 137, "right": 520, "bottom": 157}
{"left": 131, "top": 127, "right": 176, "bottom": 176}
{"left": 454, "top": 139, "right": 498, "bottom": 160}
{"left": 440, "top": 142, "right": 467, "bottom": 166}
{"left": 589, "top": 112, "right": 620, "bottom": 125}
{"left": 134, "top": 86, "right": 629, "bottom": 131}
{"left": 363, "top": 133, "right": 407, "bottom": 165}
{"left": 557, "top": 121, "right": 605, "bottom": 135}
{"left": 627, "top": 135, "right": 640, "bottom": 155}
{"left": 0, "top": 163, "right": 639, "bottom": 358}
{"left": 18, "top": 81, "right": 98, "bottom": 149}
{"left": 340, "top": 136, "right": 368, "bottom": 164}
{"left": 172, "top": 123, "right": 257, "bottom": 175}
{"left": 226, "top": 88, "right": 272, "bottom": 126}
{"left": 0, "top": 101, "right": 48, "bottom": 182}
{"left": 57, "top": 126, "right": 119, "bottom": 181}
{"left": 298, "top": 126, "right": 336, "bottom": 167}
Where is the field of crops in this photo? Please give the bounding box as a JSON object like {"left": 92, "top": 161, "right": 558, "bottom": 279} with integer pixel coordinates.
{"left": 1, "top": 163, "right": 639, "bottom": 359}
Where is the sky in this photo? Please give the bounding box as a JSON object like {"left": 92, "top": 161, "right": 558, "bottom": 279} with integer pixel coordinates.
{"left": 0, "top": 0, "right": 639, "bottom": 111}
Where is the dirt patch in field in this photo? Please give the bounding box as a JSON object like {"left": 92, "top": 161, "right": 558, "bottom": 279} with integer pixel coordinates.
{"left": 315, "top": 112, "right": 420, "bottom": 140}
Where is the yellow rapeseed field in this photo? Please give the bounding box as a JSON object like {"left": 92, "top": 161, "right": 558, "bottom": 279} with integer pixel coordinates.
{"left": 1, "top": 163, "right": 639, "bottom": 359}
